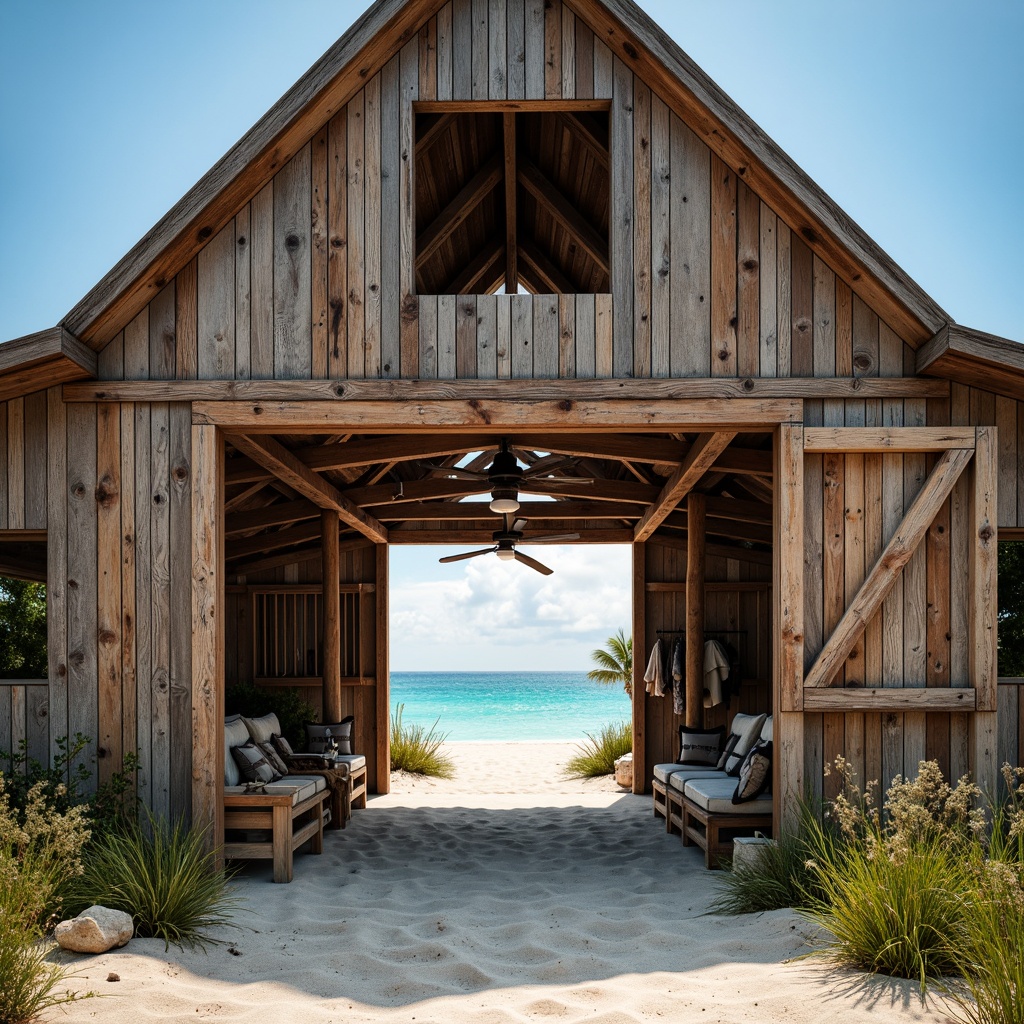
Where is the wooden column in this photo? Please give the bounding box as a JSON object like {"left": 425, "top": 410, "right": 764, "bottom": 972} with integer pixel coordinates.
{"left": 321, "top": 510, "right": 342, "bottom": 722}
{"left": 774, "top": 424, "right": 805, "bottom": 834}
{"left": 685, "top": 493, "right": 706, "bottom": 728}
{"left": 631, "top": 541, "right": 646, "bottom": 794}
{"left": 375, "top": 543, "right": 391, "bottom": 795}
{"left": 190, "top": 423, "right": 224, "bottom": 860}
{"left": 969, "top": 426, "right": 998, "bottom": 799}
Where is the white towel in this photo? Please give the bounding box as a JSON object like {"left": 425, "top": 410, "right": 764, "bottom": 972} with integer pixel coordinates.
{"left": 643, "top": 639, "right": 666, "bottom": 696}
{"left": 703, "top": 639, "right": 731, "bottom": 708}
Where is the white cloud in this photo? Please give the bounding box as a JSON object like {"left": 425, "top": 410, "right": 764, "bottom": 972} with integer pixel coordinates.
{"left": 389, "top": 545, "right": 632, "bottom": 670}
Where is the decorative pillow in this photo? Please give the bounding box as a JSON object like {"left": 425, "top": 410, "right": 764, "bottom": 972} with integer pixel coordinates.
{"left": 722, "top": 713, "right": 767, "bottom": 776}
{"left": 732, "top": 741, "right": 773, "bottom": 804}
{"left": 271, "top": 733, "right": 294, "bottom": 760}
{"left": 676, "top": 725, "right": 725, "bottom": 766}
{"left": 242, "top": 712, "right": 282, "bottom": 746}
{"left": 305, "top": 716, "right": 355, "bottom": 755}
{"left": 258, "top": 740, "right": 289, "bottom": 776}
{"left": 715, "top": 733, "right": 739, "bottom": 770}
{"left": 231, "top": 742, "right": 280, "bottom": 784}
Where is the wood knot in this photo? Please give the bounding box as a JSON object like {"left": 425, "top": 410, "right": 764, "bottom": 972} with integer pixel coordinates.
{"left": 979, "top": 524, "right": 994, "bottom": 543}
{"left": 197, "top": 226, "right": 213, "bottom": 242}
{"left": 99, "top": 629, "right": 116, "bottom": 646}
{"left": 94, "top": 480, "right": 119, "bottom": 508}
{"left": 741, "top": 258, "right": 758, "bottom": 272}
{"left": 172, "top": 463, "right": 189, "bottom": 483}
{"left": 236, "top": 235, "right": 246, "bottom": 247}
{"left": 623, "top": 41, "right": 638, "bottom": 60}
{"left": 741, "top": 378, "right": 755, "bottom": 392}
{"left": 285, "top": 233, "right": 301, "bottom": 250}
{"left": 800, "top": 226, "right": 820, "bottom": 245}
{"left": 252, "top": 405, "right": 264, "bottom": 415}
{"left": 335, "top": 384, "right": 346, "bottom": 396}
{"left": 560, "top": 400, "right": 573, "bottom": 412}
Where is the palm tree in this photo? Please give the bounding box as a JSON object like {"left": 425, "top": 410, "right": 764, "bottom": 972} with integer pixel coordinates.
{"left": 587, "top": 628, "right": 633, "bottom": 697}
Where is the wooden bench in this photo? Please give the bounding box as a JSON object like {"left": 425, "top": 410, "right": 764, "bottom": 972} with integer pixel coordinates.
{"left": 224, "top": 785, "right": 330, "bottom": 883}
{"left": 665, "top": 783, "right": 772, "bottom": 869}
{"left": 652, "top": 778, "right": 671, "bottom": 829}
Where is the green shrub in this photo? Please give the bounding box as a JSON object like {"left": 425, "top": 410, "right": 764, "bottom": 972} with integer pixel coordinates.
{"left": 67, "top": 813, "right": 242, "bottom": 950}
{"left": 563, "top": 721, "right": 631, "bottom": 778}
{"left": 389, "top": 704, "right": 455, "bottom": 778}
{"left": 945, "top": 861, "right": 1024, "bottom": 1024}
{"left": 802, "top": 759, "right": 985, "bottom": 991}
{"left": 1, "top": 734, "right": 140, "bottom": 832}
{"left": 0, "top": 776, "right": 92, "bottom": 1023}
{"left": 224, "top": 681, "right": 317, "bottom": 747}
{"left": 713, "top": 800, "right": 825, "bottom": 914}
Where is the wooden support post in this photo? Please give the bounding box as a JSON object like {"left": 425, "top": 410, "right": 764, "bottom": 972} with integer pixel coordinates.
{"left": 375, "top": 543, "right": 390, "bottom": 795}
{"left": 503, "top": 112, "right": 518, "bottom": 294}
{"left": 970, "top": 426, "right": 998, "bottom": 799}
{"left": 774, "top": 424, "right": 804, "bottom": 834}
{"left": 321, "top": 510, "right": 342, "bottom": 723}
{"left": 685, "top": 493, "right": 705, "bottom": 728}
{"left": 191, "top": 424, "right": 224, "bottom": 861}
{"left": 632, "top": 541, "right": 646, "bottom": 794}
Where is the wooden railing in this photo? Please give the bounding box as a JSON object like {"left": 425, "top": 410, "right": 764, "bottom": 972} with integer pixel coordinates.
{"left": 251, "top": 584, "right": 374, "bottom": 687}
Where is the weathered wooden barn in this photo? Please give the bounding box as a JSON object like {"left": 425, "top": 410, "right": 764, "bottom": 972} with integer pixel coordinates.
{"left": 1, "top": 0, "right": 1022, "bottom": 849}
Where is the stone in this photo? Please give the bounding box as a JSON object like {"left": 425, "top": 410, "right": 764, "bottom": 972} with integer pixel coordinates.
{"left": 732, "top": 835, "right": 775, "bottom": 873}
{"left": 54, "top": 906, "right": 134, "bottom": 954}
{"left": 613, "top": 752, "right": 633, "bottom": 789}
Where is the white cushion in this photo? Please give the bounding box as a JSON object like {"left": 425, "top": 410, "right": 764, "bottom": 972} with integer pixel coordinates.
{"left": 667, "top": 767, "right": 729, "bottom": 793}
{"left": 225, "top": 716, "right": 251, "bottom": 787}
{"left": 652, "top": 763, "right": 688, "bottom": 784}
{"left": 331, "top": 753, "right": 366, "bottom": 772}
{"left": 683, "top": 776, "right": 772, "bottom": 815}
{"left": 721, "top": 713, "right": 767, "bottom": 774}
{"left": 223, "top": 774, "right": 326, "bottom": 807}
{"left": 759, "top": 715, "right": 773, "bottom": 744}
{"left": 243, "top": 712, "right": 282, "bottom": 745}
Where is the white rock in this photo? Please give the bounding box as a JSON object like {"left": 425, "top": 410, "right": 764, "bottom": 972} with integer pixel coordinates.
{"left": 54, "top": 906, "right": 134, "bottom": 953}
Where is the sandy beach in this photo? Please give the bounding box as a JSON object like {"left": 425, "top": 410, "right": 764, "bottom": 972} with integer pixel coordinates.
{"left": 55, "top": 741, "right": 948, "bottom": 1023}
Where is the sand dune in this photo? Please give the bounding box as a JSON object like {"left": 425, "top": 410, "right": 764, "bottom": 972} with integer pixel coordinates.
{"left": 56, "top": 742, "right": 946, "bottom": 1023}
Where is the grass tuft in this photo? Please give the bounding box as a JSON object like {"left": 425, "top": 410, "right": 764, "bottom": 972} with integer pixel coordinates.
{"left": 389, "top": 704, "right": 456, "bottom": 778}
{"left": 68, "top": 813, "right": 243, "bottom": 950}
{"left": 564, "top": 721, "right": 631, "bottom": 778}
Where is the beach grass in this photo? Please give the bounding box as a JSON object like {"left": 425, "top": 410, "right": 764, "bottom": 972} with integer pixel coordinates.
{"left": 564, "top": 721, "right": 631, "bottom": 778}
{"left": 390, "top": 703, "right": 456, "bottom": 778}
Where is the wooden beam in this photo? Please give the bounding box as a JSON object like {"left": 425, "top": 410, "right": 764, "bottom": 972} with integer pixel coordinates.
{"left": 65, "top": 377, "right": 950, "bottom": 403}
{"left": 804, "top": 446, "right": 974, "bottom": 689}
{"left": 225, "top": 498, "right": 320, "bottom": 536}
{"left": 555, "top": 111, "right": 609, "bottom": 171}
{"left": 503, "top": 112, "right": 518, "bottom": 294}
{"left": 225, "top": 521, "right": 323, "bottom": 561}
{"left": 0, "top": 326, "right": 97, "bottom": 402}
{"left": 415, "top": 111, "right": 458, "bottom": 156}
{"left": 517, "top": 157, "right": 609, "bottom": 272}
{"left": 634, "top": 432, "right": 736, "bottom": 541}
{"left": 685, "top": 493, "right": 706, "bottom": 728}
{"left": 518, "top": 239, "right": 577, "bottom": 295}
{"left": 442, "top": 237, "right": 505, "bottom": 294}
{"left": 374, "top": 500, "right": 640, "bottom": 521}
{"left": 803, "top": 427, "right": 977, "bottom": 452}
{"left": 225, "top": 433, "right": 388, "bottom": 544}
{"left": 375, "top": 544, "right": 390, "bottom": 795}
{"left": 803, "top": 687, "right": 976, "bottom": 711}
{"left": 0, "top": 529, "right": 48, "bottom": 544}
{"left": 660, "top": 511, "right": 773, "bottom": 546}
{"left": 197, "top": 399, "right": 802, "bottom": 433}
{"left": 416, "top": 154, "right": 503, "bottom": 266}
{"left": 414, "top": 99, "right": 611, "bottom": 113}
{"left": 631, "top": 540, "right": 646, "bottom": 794}
{"left": 971, "top": 426, "right": 998, "bottom": 713}
{"left": 223, "top": 480, "right": 272, "bottom": 514}
{"left": 387, "top": 527, "right": 631, "bottom": 544}
{"left": 703, "top": 495, "right": 772, "bottom": 525}
{"left": 229, "top": 536, "right": 372, "bottom": 576}
{"left": 322, "top": 511, "right": 342, "bottom": 722}
{"left": 650, "top": 530, "right": 773, "bottom": 566}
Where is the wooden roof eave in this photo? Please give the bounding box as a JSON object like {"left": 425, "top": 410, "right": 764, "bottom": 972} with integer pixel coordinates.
{"left": 62, "top": 0, "right": 444, "bottom": 348}
{"left": 570, "top": 0, "right": 950, "bottom": 346}
{"left": 917, "top": 324, "right": 1024, "bottom": 401}
{"left": 0, "top": 326, "right": 97, "bottom": 402}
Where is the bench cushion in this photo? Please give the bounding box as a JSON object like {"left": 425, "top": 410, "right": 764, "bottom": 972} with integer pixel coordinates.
{"left": 225, "top": 715, "right": 251, "bottom": 787}
{"left": 683, "top": 776, "right": 772, "bottom": 814}
{"left": 331, "top": 753, "right": 366, "bottom": 772}
{"left": 652, "top": 763, "right": 689, "bottom": 784}
{"left": 224, "top": 774, "right": 327, "bottom": 807}
{"left": 667, "top": 767, "right": 728, "bottom": 793}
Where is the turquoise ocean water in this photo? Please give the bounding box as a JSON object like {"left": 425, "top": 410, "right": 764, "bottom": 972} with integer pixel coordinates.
{"left": 390, "top": 671, "right": 632, "bottom": 741}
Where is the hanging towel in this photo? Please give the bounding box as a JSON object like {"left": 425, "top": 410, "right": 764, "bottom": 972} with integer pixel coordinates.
{"left": 672, "top": 638, "right": 686, "bottom": 717}
{"left": 703, "top": 638, "right": 731, "bottom": 708}
{"left": 643, "top": 639, "right": 665, "bottom": 696}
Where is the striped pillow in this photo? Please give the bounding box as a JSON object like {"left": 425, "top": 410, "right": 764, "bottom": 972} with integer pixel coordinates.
{"left": 676, "top": 725, "right": 725, "bottom": 766}
{"left": 231, "top": 742, "right": 280, "bottom": 784}
{"left": 732, "top": 741, "right": 773, "bottom": 803}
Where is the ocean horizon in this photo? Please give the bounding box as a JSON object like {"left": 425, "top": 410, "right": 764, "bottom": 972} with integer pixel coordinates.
{"left": 390, "top": 670, "right": 631, "bottom": 742}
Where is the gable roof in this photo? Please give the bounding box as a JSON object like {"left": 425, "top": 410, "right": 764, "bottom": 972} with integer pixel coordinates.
{"left": 0, "top": 327, "right": 97, "bottom": 401}
{"left": 13, "top": 0, "right": 1012, "bottom": 357}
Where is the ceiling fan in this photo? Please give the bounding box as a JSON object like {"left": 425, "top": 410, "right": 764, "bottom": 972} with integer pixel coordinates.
{"left": 419, "top": 439, "right": 589, "bottom": 513}
{"left": 438, "top": 514, "right": 579, "bottom": 575}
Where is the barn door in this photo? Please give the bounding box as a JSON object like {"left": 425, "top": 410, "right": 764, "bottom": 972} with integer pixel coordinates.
{"left": 774, "top": 425, "right": 998, "bottom": 831}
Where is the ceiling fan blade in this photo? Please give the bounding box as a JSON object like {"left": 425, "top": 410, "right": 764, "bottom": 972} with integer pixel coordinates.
{"left": 521, "top": 533, "right": 581, "bottom": 544}
{"left": 438, "top": 547, "right": 496, "bottom": 563}
{"left": 521, "top": 458, "right": 578, "bottom": 479}
{"left": 514, "top": 550, "right": 554, "bottom": 575}
{"left": 512, "top": 518, "right": 528, "bottom": 533}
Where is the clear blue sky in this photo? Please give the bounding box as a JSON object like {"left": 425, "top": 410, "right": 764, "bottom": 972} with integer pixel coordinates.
{"left": 1, "top": 1, "right": 1021, "bottom": 670}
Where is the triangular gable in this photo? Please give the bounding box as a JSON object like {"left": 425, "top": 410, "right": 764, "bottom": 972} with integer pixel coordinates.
{"left": 61, "top": 0, "right": 951, "bottom": 350}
